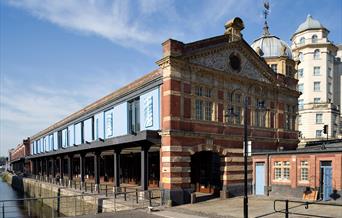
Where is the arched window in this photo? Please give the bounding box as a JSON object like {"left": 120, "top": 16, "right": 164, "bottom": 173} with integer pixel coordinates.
{"left": 299, "top": 37, "right": 305, "bottom": 44}
{"left": 299, "top": 52, "right": 304, "bottom": 62}
{"left": 312, "top": 35, "right": 318, "bottom": 43}
{"left": 313, "top": 49, "right": 320, "bottom": 59}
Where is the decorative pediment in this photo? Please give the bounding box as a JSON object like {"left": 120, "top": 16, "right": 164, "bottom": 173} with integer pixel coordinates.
{"left": 188, "top": 45, "right": 274, "bottom": 84}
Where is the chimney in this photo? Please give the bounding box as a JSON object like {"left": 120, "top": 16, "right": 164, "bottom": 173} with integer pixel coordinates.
{"left": 162, "top": 39, "right": 184, "bottom": 57}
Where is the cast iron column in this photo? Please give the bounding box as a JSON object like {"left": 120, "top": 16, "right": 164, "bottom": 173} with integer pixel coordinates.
{"left": 51, "top": 157, "right": 56, "bottom": 181}
{"left": 45, "top": 158, "right": 49, "bottom": 181}
{"left": 243, "top": 96, "right": 248, "bottom": 218}
{"left": 113, "top": 149, "right": 121, "bottom": 192}
{"left": 141, "top": 145, "right": 150, "bottom": 191}
{"left": 68, "top": 154, "right": 73, "bottom": 187}
{"left": 59, "top": 157, "right": 64, "bottom": 184}
{"left": 94, "top": 152, "right": 101, "bottom": 193}
{"left": 79, "top": 153, "right": 86, "bottom": 190}
{"left": 39, "top": 159, "right": 43, "bottom": 180}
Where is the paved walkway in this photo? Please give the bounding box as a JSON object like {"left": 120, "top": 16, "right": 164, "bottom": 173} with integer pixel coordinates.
{"left": 71, "top": 196, "right": 342, "bottom": 218}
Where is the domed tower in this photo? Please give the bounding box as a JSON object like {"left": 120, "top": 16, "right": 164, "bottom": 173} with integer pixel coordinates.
{"left": 251, "top": 5, "right": 297, "bottom": 78}
{"left": 291, "top": 15, "right": 340, "bottom": 141}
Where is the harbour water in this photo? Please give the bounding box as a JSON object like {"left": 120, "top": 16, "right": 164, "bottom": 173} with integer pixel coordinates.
{"left": 0, "top": 175, "right": 58, "bottom": 218}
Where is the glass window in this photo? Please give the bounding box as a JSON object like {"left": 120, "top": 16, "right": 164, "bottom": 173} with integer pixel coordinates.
{"left": 313, "top": 49, "right": 320, "bottom": 59}
{"left": 270, "top": 64, "right": 277, "bottom": 73}
{"left": 298, "top": 84, "right": 304, "bottom": 93}
{"left": 83, "top": 117, "right": 93, "bottom": 142}
{"left": 195, "top": 86, "right": 203, "bottom": 96}
{"left": 299, "top": 37, "right": 305, "bottom": 44}
{"left": 128, "top": 98, "right": 140, "bottom": 134}
{"left": 311, "top": 35, "right": 318, "bottom": 43}
{"left": 300, "top": 161, "right": 309, "bottom": 181}
{"left": 299, "top": 52, "right": 304, "bottom": 62}
{"left": 283, "top": 161, "right": 290, "bottom": 180}
{"left": 204, "top": 101, "right": 212, "bottom": 121}
{"left": 314, "top": 98, "right": 321, "bottom": 103}
{"left": 314, "top": 82, "right": 320, "bottom": 91}
{"left": 298, "top": 69, "right": 304, "bottom": 78}
{"left": 316, "top": 113, "right": 323, "bottom": 124}
{"left": 316, "top": 130, "right": 322, "bottom": 137}
{"left": 274, "top": 161, "right": 290, "bottom": 180}
{"left": 274, "top": 162, "right": 282, "bottom": 180}
{"left": 195, "top": 99, "right": 203, "bottom": 120}
{"left": 313, "top": 67, "right": 320, "bottom": 76}
{"left": 298, "top": 99, "right": 304, "bottom": 110}
{"left": 204, "top": 87, "right": 212, "bottom": 98}
{"left": 74, "top": 122, "right": 82, "bottom": 145}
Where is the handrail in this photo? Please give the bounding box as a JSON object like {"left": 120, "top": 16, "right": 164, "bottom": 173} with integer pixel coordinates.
{"left": 273, "top": 199, "right": 342, "bottom": 218}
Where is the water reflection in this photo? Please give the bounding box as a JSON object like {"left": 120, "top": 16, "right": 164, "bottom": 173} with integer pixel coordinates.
{"left": 0, "top": 177, "right": 59, "bottom": 218}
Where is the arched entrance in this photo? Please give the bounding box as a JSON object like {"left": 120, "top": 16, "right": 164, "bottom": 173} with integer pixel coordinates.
{"left": 190, "top": 151, "right": 222, "bottom": 194}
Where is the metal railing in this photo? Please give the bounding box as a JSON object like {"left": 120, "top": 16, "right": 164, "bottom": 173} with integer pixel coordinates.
{"left": 0, "top": 188, "right": 165, "bottom": 218}
{"left": 273, "top": 199, "right": 342, "bottom": 218}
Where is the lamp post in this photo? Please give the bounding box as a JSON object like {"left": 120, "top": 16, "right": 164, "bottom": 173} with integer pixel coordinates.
{"left": 228, "top": 96, "right": 265, "bottom": 218}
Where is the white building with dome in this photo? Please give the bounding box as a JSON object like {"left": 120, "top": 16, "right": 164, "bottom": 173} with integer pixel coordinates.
{"left": 291, "top": 15, "right": 342, "bottom": 142}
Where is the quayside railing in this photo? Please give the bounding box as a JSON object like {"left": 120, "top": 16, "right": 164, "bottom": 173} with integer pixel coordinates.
{"left": 0, "top": 188, "right": 166, "bottom": 218}
{"left": 273, "top": 199, "right": 342, "bottom": 218}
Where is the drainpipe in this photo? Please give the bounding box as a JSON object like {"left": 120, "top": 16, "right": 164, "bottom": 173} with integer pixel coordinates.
{"left": 266, "top": 154, "right": 270, "bottom": 196}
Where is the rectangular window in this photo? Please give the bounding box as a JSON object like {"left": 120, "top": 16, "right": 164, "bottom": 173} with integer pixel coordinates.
{"left": 128, "top": 98, "right": 140, "bottom": 134}
{"left": 61, "top": 128, "right": 68, "bottom": 148}
{"left": 316, "top": 113, "right": 323, "bottom": 124}
{"left": 94, "top": 112, "right": 104, "bottom": 140}
{"left": 298, "top": 84, "right": 304, "bottom": 93}
{"left": 83, "top": 117, "right": 93, "bottom": 142}
{"left": 298, "top": 99, "right": 304, "bottom": 110}
{"left": 300, "top": 161, "right": 309, "bottom": 181}
{"left": 298, "top": 115, "right": 302, "bottom": 125}
{"left": 314, "top": 98, "right": 321, "bottom": 103}
{"left": 314, "top": 82, "right": 320, "bottom": 91}
{"left": 270, "top": 64, "right": 277, "bottom": 73}
{"left": 68, "top": 125, "right": 74, "bottom": 146}
{"left": 74, "top": 122, "right": 82, "bottom": 145}
{"left": 313, "top": 66, "right": 320, "bottom": 76}
{"left": 195, "top": 99, "right": 203, "bottom": 120}
{"left": 53, "top": 132, "right": 58, "bottom": 150}
{"left": 204, "top": 87, "right": 212, "bottom": 98}
{"left": 274, "top": 161, "right": 290, "bottom": 181}
{"left": 195, "top": 86, "right": 203, "bottom": 96}
{"left": 316, "top": 130, "right": 322, "bottom": 137}
{"left": 298, "top": 69, "right": 304, "bottom": 78}
{"left": 49, "top": 134, "right": 53, "bottom": 151}
{"left": 204, "top": 101, "right": 212, "bottom": 121}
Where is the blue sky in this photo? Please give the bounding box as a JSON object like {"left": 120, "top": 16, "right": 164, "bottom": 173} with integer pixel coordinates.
{"left": 0, "top": 0, "right": 341, "bottom": 156}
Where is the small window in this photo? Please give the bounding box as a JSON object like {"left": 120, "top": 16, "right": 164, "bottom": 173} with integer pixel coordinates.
{"left": 314, "top": 82, "right": 320, "bottom": 91}
{"left": 274, "top": 161, "right": 290, "bottom": 181}
{"left": 300, "top": 161, "right": 309, "bottom": 181}
{"left": 316, "top": 130, "right": 322, "bottom": 137}
{"left": 298, "top": 99, "right": 304, "bottom": 110}
{"left": 313, "top": 67, "right": 320, "bottom": 76}
{"left": 298, "top": 69, "right": 304, "bottom": 78}
{"left": 298, "top": 84, "right": 304, "bottom": 93}
{"left": 316, "top": 113, "right": 323, "bottom": 124}
{"left": 313, "top": 49, "right": 320, "bottom": 59}
{"left": 311, "top": 35, "right": 318, "bottom": 43}
{"left": 328, "top": 82, "right": 332, "bottom": 93}
{"left": 314, "top": 98, "right": 321, "bottom": 103}
{"left": 328, "top": 68, "right": 332, "bottom": 77}
{"left": 299, "top": 52, "right": 304, "bottom": 62}
{"left": 270, "top": 64, "right": 277, "bottom": 73}
{"left": 299, "top": 37, "right": 305, "bottom": 44}
{"left": 195, "top": 86, "right": 203, "bottom": 96}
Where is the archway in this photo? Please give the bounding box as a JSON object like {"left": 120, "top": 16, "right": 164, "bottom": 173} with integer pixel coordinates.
{"left": 190, "top": 151, "right": 221, "bottom": 194}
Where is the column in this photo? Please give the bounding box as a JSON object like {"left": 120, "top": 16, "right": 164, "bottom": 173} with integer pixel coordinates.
{"left": 113, "top": 149, "right": 121, "bottom": 192}
{"left": 80, "top": 153, "right": 86, "bottom": 189}
{"left": 141, "top": 145, "right": 150, "bottom": 191}
{"left": 68, "top": 154, "right": 73, "bottom": 187}
{"left": 94, "top": 152, "right": 101, "bottom": 193}
{"left": 59, "top": 157, "right": 64, "bottom": 184}
{"left": 45, "top": 158, "right": 49, "bottom": 181}
{"left": 52, "top": 158, "right": 56, "bottom": 180}
{"left": 39, "top": 159, "right": 43, "bottom": 179}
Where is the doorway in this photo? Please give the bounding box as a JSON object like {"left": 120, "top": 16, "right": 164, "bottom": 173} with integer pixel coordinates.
{"left": 255, "top": 162, "right": 265, "bottom": 195}
{"left": 320, "top": 161, "right": 332, "bottom": 201}
{"left": 190, "top": 151, "right": 221, "bottom": 194}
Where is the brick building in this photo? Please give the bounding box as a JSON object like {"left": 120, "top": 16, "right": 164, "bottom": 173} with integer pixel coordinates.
{"left": 253, "top": 140, "right": 342, "bottom": 201}
{"left": 11, "top": 17, "right": 299, "bottom": 205}
{"left": 9, "top": 138, "right": 31, "bottom": 174}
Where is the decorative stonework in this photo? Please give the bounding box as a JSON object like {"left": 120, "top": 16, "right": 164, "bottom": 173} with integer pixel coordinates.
{"left": 189, "top": 47, "right": 271, "bottom": 84}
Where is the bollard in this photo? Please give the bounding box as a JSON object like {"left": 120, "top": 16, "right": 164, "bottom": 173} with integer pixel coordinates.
{"left": 148, "top": 191, "right": 152, "bottom": 207}
{"left": 285, "top": 200, "right": 289, "bottom": 218}
{"left": 124, "top": 187, "right": 127, "bottom": 201}
{"left": 3, "top": 202, "right": 5, "bottom": 218}
{"left": 57, "top": 188, "right": 61, "bottom": 217}
{"left": 85, "top": 182, "right": 87, "bottom": 192}
{"left": 91, "top": 183, "right": 93, "bottom": 193}
{"left": 105, "top": 185, "right": 108, "bottom": 197}
{"left": 135, "top": 189, "right": 138, "bottom": 204}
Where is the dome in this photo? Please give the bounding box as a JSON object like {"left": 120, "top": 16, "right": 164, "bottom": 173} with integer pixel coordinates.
{"left": 294, "top": 15, "right": 325, "bottom": 34}
{"left": 251, "top": 35, "right": 293, "bottom": 59}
